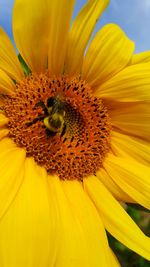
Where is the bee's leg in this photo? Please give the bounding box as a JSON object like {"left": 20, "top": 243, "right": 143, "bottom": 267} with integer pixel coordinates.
{"left": 60, "top": 124, "right": 66, "bottom": 137}
{"left": 45, "top": 129, "right": 56, "bottom": 137}
{"left": 26, "top": 115, "right": 45, "bottom": 127}
{"left": 34, "top": 100, "right": 49, "bottom": 116}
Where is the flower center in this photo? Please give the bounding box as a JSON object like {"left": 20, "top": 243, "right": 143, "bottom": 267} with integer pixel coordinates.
{"left": 2, "top": 73, "right": 111, "bottom": 180}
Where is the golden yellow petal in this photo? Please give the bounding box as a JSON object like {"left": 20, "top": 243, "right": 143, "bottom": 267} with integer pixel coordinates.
{"left": 95, "top": 63, "right": 150, "bottom": 101}
{"left": 65, "top": 0, "right": 110, "bottom": 74}
{"left": 48, "top": 176, "right": 90, "bottom": 267}
{"left": 84, "top": 176, "right": 150, "bottom": 260}
{"left": 0, "top": 158, "right": 58, "bottom": 267}
{"left": 0, "top": 113, "right": 8, "bottom": 127}
{"left": 104, "top": 154, "right": 150, "bottom": 210}
{"left": 13, "top": 0, "right": 49, "bottom": 73}
{"left": 0, "top": 137, "right": 16, "bottom": 150}
{"left": 110, "top": 249, "right": 121, "bottom": 267}
{"left": 110, "top": 101, "right": 150, "bottom": 141}
{"left": 48, "top": 0, "right": 75, "bottom": 75}
{"left": 0, "top": 129, "right": 9, "bottom": 140}
{"left": 96, "top": 168, "right": 134, "bottom": 202}
{"left": 47, "top": 176, "right": 112, "bottom": 267}
{"left": 62, "top": 179, "right": 111, "bottom": 267}
{"left": 0, "top": 68, "right": 15, "bottom": 94}
{"left": 0, "top": 28, "right": 24, "bottom": 81}
{"left": 132, "top": 51, "right": 150, "bottom": 64}
{"left": 111, "top": 131, "right": 150, "bottom": 166}
{"left": 0, "top": 138, "right": 26, "bottom": 220}
{"left": 82, "top": 24, "right": 134, "bottom": 87}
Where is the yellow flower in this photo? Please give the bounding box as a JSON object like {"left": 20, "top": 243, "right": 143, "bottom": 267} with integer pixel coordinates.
{"left": 0, "top": 0, "right": 150, "bottom": 266}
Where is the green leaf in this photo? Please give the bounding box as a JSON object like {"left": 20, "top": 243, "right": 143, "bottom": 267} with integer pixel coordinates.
{"left": 127, "top": 203, "right": 150, "bottom": 213}
{"left": 18, "top": 54, "right": 31, "bottom": 75}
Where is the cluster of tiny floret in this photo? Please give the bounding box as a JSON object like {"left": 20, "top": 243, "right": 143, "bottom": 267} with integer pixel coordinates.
{"left": 3, "top": 73, "right": 111, "bottom": 180}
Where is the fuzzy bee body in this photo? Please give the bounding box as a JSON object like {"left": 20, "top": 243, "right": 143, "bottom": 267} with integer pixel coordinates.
{"left": 44, "top": 94, "right": 66, "bottom": 133}
{"left": 29, "top": 93, "right": 66, "bottom": 135}
{"left": 44, "top": 112, "right": 65, "bottom": 133}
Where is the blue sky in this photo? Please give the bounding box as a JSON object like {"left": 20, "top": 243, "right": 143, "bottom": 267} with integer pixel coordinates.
{"left": 0, "top": 0, "right": 150, "bottom": 53}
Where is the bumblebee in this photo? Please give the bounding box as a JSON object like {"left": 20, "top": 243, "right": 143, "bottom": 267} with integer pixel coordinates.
{"left": 27, "top": 94, "right": 66, "bottom": 135}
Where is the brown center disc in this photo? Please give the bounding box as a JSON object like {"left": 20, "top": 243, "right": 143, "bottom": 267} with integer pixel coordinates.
{"left": 2, "top": 73, "right": 111, "bottom": 180}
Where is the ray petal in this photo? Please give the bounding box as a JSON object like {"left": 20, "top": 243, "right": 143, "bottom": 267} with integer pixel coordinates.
{"left": 95, "top": 63, "right": 150, "bottom": 101}
{"left": 96, "top": 168, "right": 134, "bottom": 202}
{"left": 48, "top": 176, "right": 111, "bottom": 267}
{"left": 104, "top": 154, "right": 150, "bottom": 210}
{"left": 110, "top": 101, "right": 150, "bottom": 141}
{"left": 0, "top": 68, "right": 15, "bottom": 94}
{"left": 65, "top": 0, "right": 110, "bottom": 74}
{"left": 109, "top": 249, "right": 121, "bottom": 267}
{"left": 0, "top": 113, "right": 8, "bottom": 127}
{"left": 0, "top": 28, "right": 24, "bottom": 81}
{"left": 132, "top": 51, "right": 150, "bottom": 64}
{"left": 0, "top": 129, "right": 9, "bottom": 140}
{"left": 84, "top": 176, "right": 150, "bottom": 261}
{"left": 0, "top": 138, "right": 26, "bottom": 220}
{"left": 62, "top": 179, "right": 111, "bottom": 267}
{"left": 48, "top": 0, "right": 75, "bottom": 75}
{"left": 82, "top": 24, "right": 134, "bottom": 87}
{"left": 13, "top": 0, "right": 49, "bottom": 73}
{"left": 0, "top": 158, "right": 58, "bottom": 267}
{"left": 111, "top": 131, "right": 150, "bottom": 166}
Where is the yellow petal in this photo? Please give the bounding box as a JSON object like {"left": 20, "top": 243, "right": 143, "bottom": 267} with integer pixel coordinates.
{"left": 82, "top": 24, "right": 134, "bottom": 87}
{"left": 110, "top": 249, "right": 121, "bottom": 267}
{"left": 0, "top": 158, "right": 58, "bottom": 267}
{"left": 49, "top": 176, "right": 89, "bottom": 267}
{"left": 95, "top": 63, "right": 150, "bottom": 101}
{"left": 96, "top": 168, "right": 134, "bottom": 202}
{"left": 132, "top": 51, "right": 150, "bottom": 64}
{"left": 110, "top": 101, "right": 150, "bottom": 141}
{"left": 0, "top": 68, "right": 15, "bottom": 94}
{"left": 104, "top": 154, "right": 150, "bottom": 210}
{"left": 84, "top": 176, "right": 150, "bottom": 260}
{"left": 48, "top": 0, "right": 75, "bottom": 75}
{"left": 0, "top": 28, "right": 24, "bottom": 81}
{"left": 111, "top": 131, "right": 150, "bottom": 166}
{"left": 62, "top": 179, "right": 111, "bottom": 267}
{"left": 0, "top": 138, "right": 26, "bottom": 220}
{"left": 65, "top": 0, "right": 110, "bottom": 74}
{"left": 0, "top": 129, "right": 9, "bottom": 139}
{"left": 13, "top": 0, "right": 49, "bottom": 73}
{"left": 0, "top": 113, "right": 8, "bottom": 127}
{"left": 48, "top": 176, "right": 111, "bottom": 267}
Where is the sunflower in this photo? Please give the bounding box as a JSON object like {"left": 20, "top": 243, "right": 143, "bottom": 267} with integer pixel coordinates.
{"left": 0, "top": 0, "right": 150, "bottom": 266}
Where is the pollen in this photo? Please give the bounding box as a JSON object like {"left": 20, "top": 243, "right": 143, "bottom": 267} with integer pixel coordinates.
{"left": 2, "top": 73, "right": 111, "bottom": 180}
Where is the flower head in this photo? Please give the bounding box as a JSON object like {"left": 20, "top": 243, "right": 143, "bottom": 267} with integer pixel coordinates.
{"left": 0, "top": 0, "right": 150, "bottom": 266}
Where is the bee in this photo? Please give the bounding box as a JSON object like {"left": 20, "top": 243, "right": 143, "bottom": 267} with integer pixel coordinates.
{"left": 26, "top": 93, "right": 66, "bottom": 135}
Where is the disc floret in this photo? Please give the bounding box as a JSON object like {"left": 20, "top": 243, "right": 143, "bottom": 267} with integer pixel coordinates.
{"left": 2, "top": 73, "right": 111, "bottom": 180}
